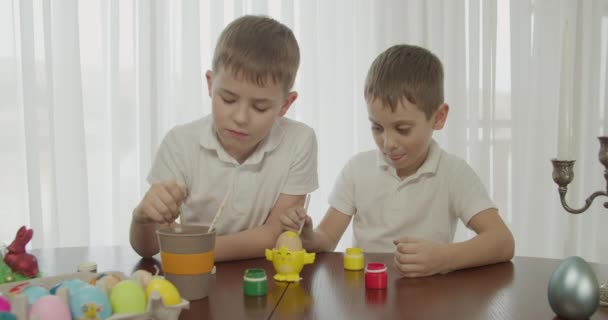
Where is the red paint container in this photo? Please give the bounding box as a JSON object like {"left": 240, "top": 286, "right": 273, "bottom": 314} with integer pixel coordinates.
{"left": 365, "top": 262, "right": 387, "bottom": 289}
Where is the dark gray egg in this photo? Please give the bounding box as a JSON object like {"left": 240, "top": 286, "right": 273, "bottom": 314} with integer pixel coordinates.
{"left": 548, "top": 256, "right": 599, "bottom": 319}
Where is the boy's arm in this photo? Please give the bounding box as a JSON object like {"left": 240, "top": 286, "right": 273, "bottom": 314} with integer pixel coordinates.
{"left": 303, "top": 207, "right": 352, "bottom": 252}
{"left": 394, "top": 208, "right": 514, "bottom": 277}
{"left": 212, "top": 193, "right": 304, "bottom": 262}
{"left": 131, "top": 194, "right": 306, "bottom": 260}
{"left": 130, "top": 182, "right": 186, "bottom": 258}
{"left": 443, "top": 208, "right": 514, "bottom": 270}
{"left": 129, "top": 219, "right": 162, "bottom": 258}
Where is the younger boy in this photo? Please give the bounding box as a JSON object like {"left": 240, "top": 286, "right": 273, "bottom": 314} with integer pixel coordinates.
{"left": 281, "top": 44, "right": 514, "bottom": 277}
{"left": 131, "top": 15, "right": 318, "bottom": 261}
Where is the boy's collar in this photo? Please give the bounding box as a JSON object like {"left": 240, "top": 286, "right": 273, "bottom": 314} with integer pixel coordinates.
{"left": 376, "top": 139, "right": 441, "bottom": 176}
{"left": 416, "top": 140, "right": 441, "bottom": 175}
{"left": 200, "top": 117, "right": 284, "bottom": 165}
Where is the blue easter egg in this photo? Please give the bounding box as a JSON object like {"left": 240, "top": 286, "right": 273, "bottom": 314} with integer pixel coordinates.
{"left": 69, "top": 285, "right": 112, "bottom": 320}
{"left": 23, "top": 285, "right": 50, "bottom": 305}
{"left": 50, "top": 279, "right": 85, "bottom": 295}
{"left": 0, "top": 312, "right": 16, "bottom": 320}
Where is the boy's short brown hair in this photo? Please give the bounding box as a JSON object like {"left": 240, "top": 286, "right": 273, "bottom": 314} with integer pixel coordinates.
{"left": 212, "top": 15, "right": 300, "bottom": 92}
{"left": 364, "top": 44, "right": 444, "bottom": 119}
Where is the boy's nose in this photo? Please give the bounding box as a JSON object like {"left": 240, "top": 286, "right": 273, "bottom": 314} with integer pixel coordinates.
{"left": 383, "top": 133, "right": 397, "bottom": 151}
{"left": 232, "top": 103, "right": 249, "bottom": 125}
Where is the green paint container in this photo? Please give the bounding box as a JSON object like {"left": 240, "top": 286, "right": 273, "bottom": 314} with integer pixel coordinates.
{"left": 243, "top": 268, "right": 267, "bottom": 296}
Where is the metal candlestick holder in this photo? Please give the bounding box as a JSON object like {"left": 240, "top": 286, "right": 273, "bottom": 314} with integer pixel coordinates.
{"left": 551, "top": 137, "right": 608, "bottom": 309}
{"left": 551, "top": 137, "right": 608, "bottom": 213}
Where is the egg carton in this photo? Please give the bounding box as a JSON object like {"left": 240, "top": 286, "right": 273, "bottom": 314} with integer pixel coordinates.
{"left": 600, "top": 282, "right": 608, "bottom": 307}
{"left": 0, "top": 272, "right": 189, "bottom": 320}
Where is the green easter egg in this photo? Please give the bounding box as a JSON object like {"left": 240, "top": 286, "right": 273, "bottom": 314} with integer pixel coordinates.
{"left": 110, "top": 280, "right": 147, "bottom": 314}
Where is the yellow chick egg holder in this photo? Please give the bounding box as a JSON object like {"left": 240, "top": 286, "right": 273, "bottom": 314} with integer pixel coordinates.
{"left": 265, "top": 246, "right": 315, "bottom": 282}
{"left": 0, "top": 271, "right": 189, "bottom": 320}
{"left": 265, "top": 231, "right": 315, "bottom": 282}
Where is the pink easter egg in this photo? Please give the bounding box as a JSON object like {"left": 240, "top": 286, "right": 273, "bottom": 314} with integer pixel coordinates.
{"left": 29, "top": 295, "right": 71, "bottom": 320}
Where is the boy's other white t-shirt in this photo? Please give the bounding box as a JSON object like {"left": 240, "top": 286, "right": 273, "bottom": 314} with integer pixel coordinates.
{"left": 148, "top": 115, "right": 318, "bottom": 235}
{"left": 329, "top": 140, "right": 495, "bottom": 252}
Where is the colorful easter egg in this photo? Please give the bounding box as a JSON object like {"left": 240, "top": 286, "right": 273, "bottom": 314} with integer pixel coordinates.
{"left": 131, "top": 270, "right": 153, "bottom": 288}
{"left": 110, "top": 280, "right": 147, "bottom": 314}
{"left": 0, "top": 312, "right": 16, "bottom": 320}
{"left": 98, "top": 274, "right": 121, "bottom": 292}
{"left": 274, "top": 231, "right": 303, "bottom": 251}
{"left": 69, "top": 285, "right": 112, "bottom": 320}
{"left": 50, "top": 279, "right": 85, "bottom": 295}
{"left": 23, "top": 285, "right": 50, "bottom": 305}
{"left": 146, "top": 278, "right": 181, "bottom": 306}
{"left": 29, "top": 295, "right": 71, "bottom": 320}
{"left": 7, "top": 282, "right": 29, "bottom": 295}
{"left": 0, "top": 296, "right": 10, "bottom": 312}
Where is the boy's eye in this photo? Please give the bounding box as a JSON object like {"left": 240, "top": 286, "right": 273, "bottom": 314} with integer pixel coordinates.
{"left": 396, "top": 127, "right": 411, "bottom": 135}
{"left": 221, "top": 96, "right": 236, "bottom": 104}
{"left": 253, "top": 105, "right": 270, "bottom": 112}
{"left": 371, "top": 126, "right": 382, "bottom": 133}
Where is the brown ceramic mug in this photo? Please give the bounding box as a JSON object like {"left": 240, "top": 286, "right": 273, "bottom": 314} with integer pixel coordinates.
{"left": 156, "top": 225, "right": 216, "bottom": 300}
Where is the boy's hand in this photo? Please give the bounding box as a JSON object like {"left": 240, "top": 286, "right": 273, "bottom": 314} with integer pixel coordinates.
{"left": 279, "top": 207, "right": 314, "bottom": 241}
{"left": 392, "top": 237, "right": 449, "bottom": 277}
{"left": 133, "top": 182, "right": 187, "bottom": 224}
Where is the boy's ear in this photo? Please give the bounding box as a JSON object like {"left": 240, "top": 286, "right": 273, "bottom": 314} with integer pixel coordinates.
{"left": 432, "top": 104, "right": 449, "bottom": 129}
{"left": 278, "top": 91, "right": 298, "bottom": 117}
{"left": 205, "top": 70, "right": 213, "bottom": 97}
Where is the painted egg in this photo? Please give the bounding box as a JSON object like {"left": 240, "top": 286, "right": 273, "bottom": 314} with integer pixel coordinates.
{"left": 23, "top": 285, "right": 50, "bottom": 305}
{"left": 146, "top": 278, "right": 181, "bottom": 306}
{"left": 29, "top": 295, "right": 71, "bottom": 320}
{"left": 548, "top": 256, "right": 600, "bottom": 319}
{"left": 69, "top": 285, "right": 112, "bottom": 320}
{"left": 50, "top": 279, "right": 86, "bottom": 295}
{"left": 98, "top": 274, "right": 121, "bottom": 292}
{"left": 0, "top": 296, "right": 10, "bottom": 312}
{"left": 0, "top": 312, "right": 16, "bottom": 320}
{"left": 7, "top": 282, "right": 29, "bottom": 295}
{"left": 110, "top": 280, "right": 147, "bottom": 314}
{"left": 70, "top": 285, "right": 112, "bottom": 320}
{"left": 131, "top": 270, "right": 153, "bottom": 288}
{"left": 275, "top": 231, "right": 303, "bottom": 251}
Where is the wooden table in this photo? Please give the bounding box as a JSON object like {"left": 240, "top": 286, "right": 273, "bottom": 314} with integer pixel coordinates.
{"left": 272, "top": 252, "right": 608, "bottom": 320}
{"left": 29, "top": 247, "right": 608, "bottom": 319}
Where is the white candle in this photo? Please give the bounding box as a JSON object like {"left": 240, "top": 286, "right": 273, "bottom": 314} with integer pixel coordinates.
{"left": 605, "top": 90, "right": 608, "bottom": 137}
{"left": 557, "top": 21, "right": 574, "bottom": 160}
{"left": 604, "top": 32, "right": 608, "bottom": 136}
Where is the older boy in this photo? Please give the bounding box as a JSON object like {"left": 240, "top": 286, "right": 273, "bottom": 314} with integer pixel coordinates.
{"left": 281, "top": 44, "right": 514, "bottom": 277}
{"left": 131, "top": 15, "right": 318, "bottom": 261}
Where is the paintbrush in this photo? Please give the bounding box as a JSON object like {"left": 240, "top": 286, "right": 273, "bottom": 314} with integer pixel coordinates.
{"left": 208, "top": 190, "right": 231, "bottom": 233}
{"left": 298, "top": 194, "right": 311, "bottom": 235}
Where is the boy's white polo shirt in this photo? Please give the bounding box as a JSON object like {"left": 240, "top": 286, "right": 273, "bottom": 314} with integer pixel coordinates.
{"left": 148, "top": 115, "right": 318, "bottom": 235}
{"left": 329, "top": 140, "right": 495, "bottom": 252}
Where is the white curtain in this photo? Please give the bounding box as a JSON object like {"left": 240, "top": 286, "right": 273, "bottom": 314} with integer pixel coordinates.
{"left": 2, "top": 0, "right": 608, "bottom": 262}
